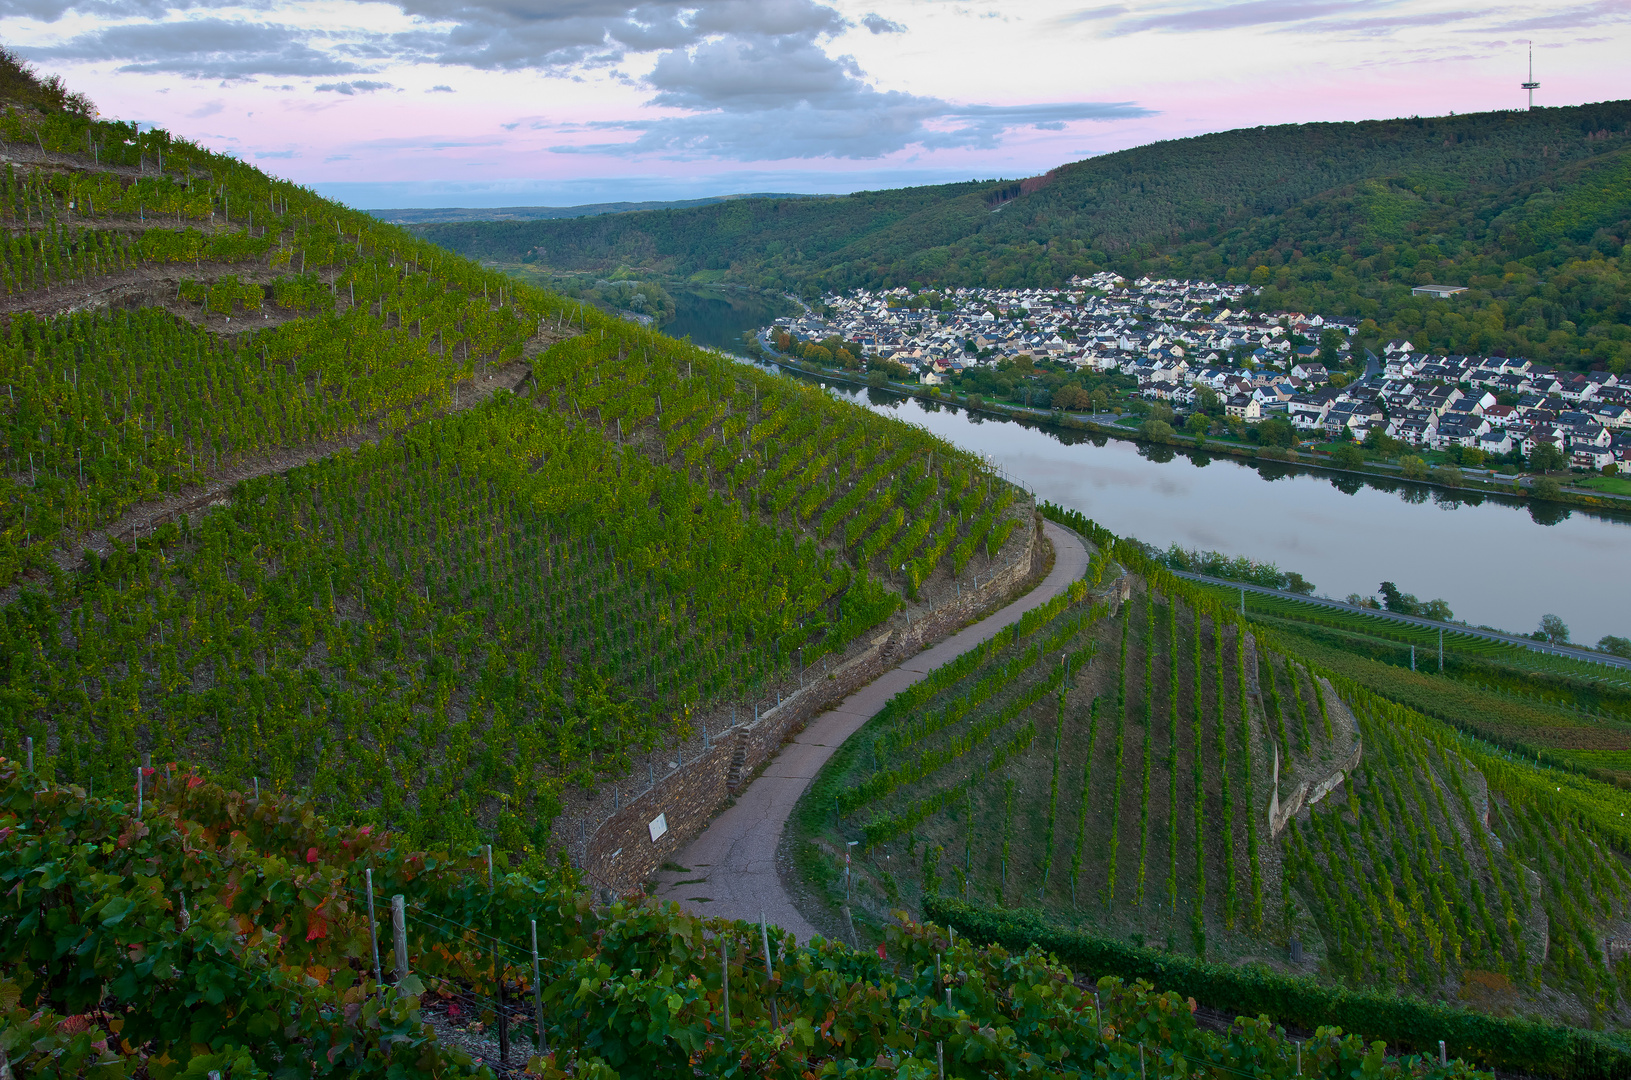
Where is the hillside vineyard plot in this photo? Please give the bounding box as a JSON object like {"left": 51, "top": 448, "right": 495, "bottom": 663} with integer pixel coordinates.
{"left": 0, "top": 123, "right": 557, "bottom": 587}
{"left": 0, "top": 107, "right": 1018, "bottom": 594}
{"left": 1285, "top": 694, "right": 1631, "bottom": 1007}
{"left": 1199, "top": 586, "right": 1631, "bottom": 787}
{"left": 0, "top": 763, "right": 1492, "bottom": 1080}
{"left": 801, "top": 508, "right": 1631, "bottom": 1024}
{"left": 817, "top": 581, "right": 1277, "bottom": 953}
{"left": 0, "top": 106, "right": 1027, "bottom": 860}
{"left": 0, "top": 395, "right": 898, "bottom": 850}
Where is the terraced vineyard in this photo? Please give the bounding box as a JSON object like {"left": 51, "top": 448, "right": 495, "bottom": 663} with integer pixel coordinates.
{"left": 793, "top": 509, "right": 1631, "bottom": 1031}
{"left": 1194, "top": 586, "right": 1631, "bottom": 786}
{"left": 1217, "top": 589, "right": 1631, "bottom": 691}
{"left": 0, "top": 97, "right": 1031, "bottom": 862}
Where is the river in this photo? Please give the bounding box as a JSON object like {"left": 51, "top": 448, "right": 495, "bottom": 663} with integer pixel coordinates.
{"left": 659, "top": 287, "right": 797, "bottom": 353}
{"left": 769, "top": 371, "right": 1628, "bottom": 646}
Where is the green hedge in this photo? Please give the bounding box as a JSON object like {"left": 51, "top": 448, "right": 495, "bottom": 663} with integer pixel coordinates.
{"left": 926, "top": 897, "right": 1631, "bottom": 1080}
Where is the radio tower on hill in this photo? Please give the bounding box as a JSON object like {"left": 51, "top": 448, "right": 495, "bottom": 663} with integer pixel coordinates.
{"left": 1521, "top": 42, "right": 1539, "bottom": 110}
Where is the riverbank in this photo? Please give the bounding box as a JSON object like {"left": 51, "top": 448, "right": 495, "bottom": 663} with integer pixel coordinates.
{"left": 755, "top": 348, "right": 1631, "bottom": 517}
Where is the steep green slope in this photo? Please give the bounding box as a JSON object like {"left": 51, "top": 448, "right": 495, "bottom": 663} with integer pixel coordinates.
{"left": 0, "top": 87, "right": 1027, "bottom": 861}
{"left": 421, "top": 101, "right": 1631, "bottom": 371}
{"left": 791, "top": 508, "right": 1631, "bottom": 1034}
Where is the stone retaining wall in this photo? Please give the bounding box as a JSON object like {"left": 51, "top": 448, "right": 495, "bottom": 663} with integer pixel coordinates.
{"left": 576, "top": 514, "right": 1044, "bottom": 896}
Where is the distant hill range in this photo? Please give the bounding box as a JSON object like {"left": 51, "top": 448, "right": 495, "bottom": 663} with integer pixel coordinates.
{"left": 417, "top": 102, "right": 1631, "bottom": 373}
{"left": 371, "top": 192, "right": 823, "bottom": 225}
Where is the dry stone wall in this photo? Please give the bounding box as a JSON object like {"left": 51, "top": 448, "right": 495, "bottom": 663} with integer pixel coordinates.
{"left": 572, "top": 513, "right": 1044, "bottom": 895}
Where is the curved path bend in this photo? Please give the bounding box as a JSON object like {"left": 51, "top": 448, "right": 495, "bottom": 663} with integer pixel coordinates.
{"left": 652, "top": 519, "right": 1090, "bottom": 940}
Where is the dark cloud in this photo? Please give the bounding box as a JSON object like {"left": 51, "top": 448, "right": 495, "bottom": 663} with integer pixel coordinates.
{"left": 10, "top": 0, "right": 849, "bottom": 76}
{"left": 0, "top": 0, "right": 258, "bottom": 22}
{"left": 861, "top": 12, "right": 906, "bottom": 33}
{"left": 315, "top": 79, "right": 393, "bottom": 94}
{"left": 255, "top": 149, "right": 299, "bottom": 158}
{"left": 558, "top": 94, "right": 1149, "bottom": 161}
{"left": 428, "top": 83, "right": 455, "bottom": 92}
{"left": 28, "top": 18, "right": 373, "bottom": 79}
{"left": 645, "top": 36, "right": 866, "bottom": 112}
{"left": 607, "top": 27, "right": 1149, "bottom": 160}
{"left": 18, "top": 0, "right": 1152, "bottom": 163}
{"left": 381, "top": 0, "right": 848, "bottom": 71}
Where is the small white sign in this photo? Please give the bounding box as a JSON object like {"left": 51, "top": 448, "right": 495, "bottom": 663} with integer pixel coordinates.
{"left": 648, "top": 813, "right": 668, "bottom": 842}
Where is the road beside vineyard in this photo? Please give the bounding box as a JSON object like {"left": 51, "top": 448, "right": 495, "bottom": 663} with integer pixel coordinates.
{"left": 653, "top": 518, "right": 1090, "bottom": 941}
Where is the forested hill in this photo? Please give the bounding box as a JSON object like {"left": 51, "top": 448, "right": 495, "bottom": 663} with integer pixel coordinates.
{"left": 419, "top": 101, "right": 1631, "bottom": 372}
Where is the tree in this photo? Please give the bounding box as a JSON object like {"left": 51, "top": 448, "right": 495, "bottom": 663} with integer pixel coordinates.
{"left": 1399, "top": 455, "right": 1429, "bottom": 480}
{"left": 1257, "top": 417, "right": 1295, "bottom": 448}
{"left": 1538, "top": 614, "right": 1570, "bottom": 644}
{"left": 1364, "top": 428, "right": 1402, "bottom": 456}
{"left": 1418, "top": 598, "right": 1454, "bottom": 621}
{"left": 1140, "top": 418, "right": 1177, "bottom": 443}
{"left": 1378, "top": 582, "right": 1419, "bottom": 615}
{"left": 1090, "top": 388, "right": 1110, "bottom": 412}
{"left": 1331, "top": 444, "right": 1365, "bottom": 470}
{"left": 1284, "top": 572, "right": 1315, "bottom": 596}
{"left": 0, "top": 46, "right": 96, "bottom": 116}
{"left": 1184, "top": 413, "right": 1210, "bottom": 437}
{"left": 1053, "top": 384, "right": 1091, "bottom": 411}
{"left": 1430, "top": 465, "right": 1462, "bottom": 488}
{"left": 1532, "top": 477, "right": 1563, "bottom": 501}
{"left": 1598, "top": 635, "right": 1631, "bottom": 659}
{"left": 1529, "top": 443, "right": 1567, "bottom": 473}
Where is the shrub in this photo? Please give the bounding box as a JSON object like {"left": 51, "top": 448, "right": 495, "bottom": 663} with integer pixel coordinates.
{"left": 1139, "top": 417, "right": 1177, "bottom": 442}
{"left": 926, "top": 897, "right": 1631, "bottom": 1080}
{"left": 1331, "top": 443, "right": 1365, "bottom": 470}
{"left": 1431, "top": 464, "right": 1463, "bottom": 488}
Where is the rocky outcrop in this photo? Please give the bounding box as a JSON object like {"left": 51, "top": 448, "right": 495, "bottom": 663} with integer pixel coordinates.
{"left": 1267, "top": 674, "right": 1363, "bottom": 838}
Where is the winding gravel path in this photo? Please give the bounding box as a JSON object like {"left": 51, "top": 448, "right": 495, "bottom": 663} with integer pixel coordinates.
{"left": 652, "top": 519, "right": 1090, "bottom": 940}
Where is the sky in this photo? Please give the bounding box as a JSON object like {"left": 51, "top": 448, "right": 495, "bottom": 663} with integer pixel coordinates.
{"left": 5, "top": 0, "right": 1629, "bottom": 208}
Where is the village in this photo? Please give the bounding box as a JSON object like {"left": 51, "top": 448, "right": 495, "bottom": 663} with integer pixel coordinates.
{"left": 768, "top": 271, "right": 1631, "bottom": 473}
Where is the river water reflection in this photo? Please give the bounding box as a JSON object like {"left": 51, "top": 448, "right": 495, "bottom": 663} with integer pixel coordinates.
{"left": 659, "top": 288, "right": 796, "bottom": 353}
{"left": 799, "top": 378, "right": 1628, "bottom": 645}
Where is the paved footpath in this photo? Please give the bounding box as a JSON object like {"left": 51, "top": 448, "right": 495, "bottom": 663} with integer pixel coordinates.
{"left": 651, "top": 519, "right": 1090, "bottom": 941}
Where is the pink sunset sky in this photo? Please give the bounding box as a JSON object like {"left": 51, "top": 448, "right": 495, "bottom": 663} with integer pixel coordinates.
{"left": 6, "top": 0, "right": 1628, "bottom": 208}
